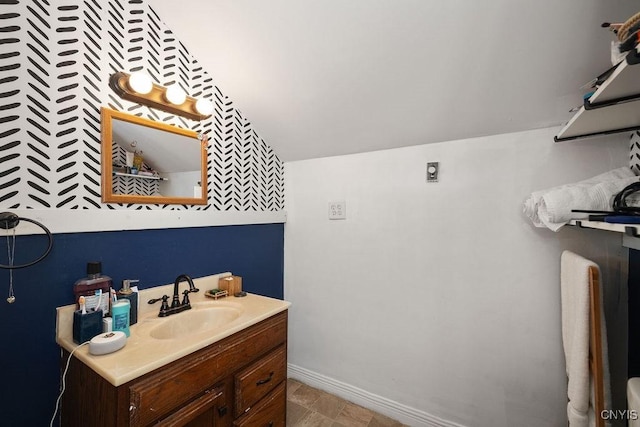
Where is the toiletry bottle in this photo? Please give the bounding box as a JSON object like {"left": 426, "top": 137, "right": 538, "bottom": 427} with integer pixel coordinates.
{"left": 118, "top": 279, "right": 139, "bottom": 325}
{"left": 73, "top": 261, "right": 112, "bottom": 317}
{"left": 111, "top": 299, "right": 130, "bottom": 337}
{"left": 133, "top": 150, "right": 144, "bottom": 170}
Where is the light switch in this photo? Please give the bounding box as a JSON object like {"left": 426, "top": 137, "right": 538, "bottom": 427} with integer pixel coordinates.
{"left": 426, "top": 162, "right": 439, "bottom": 182}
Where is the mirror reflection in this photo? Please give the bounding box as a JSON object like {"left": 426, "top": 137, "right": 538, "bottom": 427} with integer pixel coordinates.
{"left": 100, "top": 108, "right": 208, "bottom": 205}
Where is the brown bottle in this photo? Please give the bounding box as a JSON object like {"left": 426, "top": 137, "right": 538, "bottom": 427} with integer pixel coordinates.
{"left": 73, "top": 261, "right": 112, "bottom": 316}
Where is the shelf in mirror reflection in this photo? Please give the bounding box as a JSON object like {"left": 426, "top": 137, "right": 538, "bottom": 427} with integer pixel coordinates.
{"left": 113, "top": 172, "right": 167, "bottom": 181}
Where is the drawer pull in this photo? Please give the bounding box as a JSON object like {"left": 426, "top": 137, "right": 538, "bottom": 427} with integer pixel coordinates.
{"left": 256, "top": 371, "right": 274, "bottom": 386}
{"left": 268, "top": 422, "right": 274, "bottom": 427}
{"left": 218, "top": 406, "right": 228, "bottom": 417}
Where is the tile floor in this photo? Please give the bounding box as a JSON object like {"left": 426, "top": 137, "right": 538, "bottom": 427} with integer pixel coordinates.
{"left": 286, "top": 378, "right": 407, "bottom": 426}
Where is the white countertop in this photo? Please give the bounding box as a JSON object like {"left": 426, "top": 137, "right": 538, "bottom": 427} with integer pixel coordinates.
{"left": 56, "top": 272, "right": 290, "bottom": 386}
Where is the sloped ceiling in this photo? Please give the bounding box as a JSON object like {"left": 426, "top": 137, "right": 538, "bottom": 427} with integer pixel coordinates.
{"left": 150, "top": 0, "right": 640, "bottom": 161}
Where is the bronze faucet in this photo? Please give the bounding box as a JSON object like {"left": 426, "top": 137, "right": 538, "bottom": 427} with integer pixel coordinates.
{"left": 148, "top": 274, "right": 200, "bottom": 317}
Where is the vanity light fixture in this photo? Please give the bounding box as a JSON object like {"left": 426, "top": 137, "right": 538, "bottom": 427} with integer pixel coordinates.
{"left": 127, "top": 72, "right": 153, "bottom": 95}
{"left": 165, "top": 85, "right": 187, "bottom": 105}
{"left": 195, "top": 98, "right": 214, "bottom": 116}
{"left": 109, "top": 71, "right": 213, "bottom": 121}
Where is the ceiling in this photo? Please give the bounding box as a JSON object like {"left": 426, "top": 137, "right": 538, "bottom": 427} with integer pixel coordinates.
{"left": 150, "top": 0, "right": 640, "bottom": 162}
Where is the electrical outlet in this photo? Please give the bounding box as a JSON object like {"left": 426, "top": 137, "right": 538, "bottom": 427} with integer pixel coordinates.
{"left": 328, "top": 201, "right": 346, "bottom": 220}
{"left": 426, "top": 162, "right": 439, "bottom": 182}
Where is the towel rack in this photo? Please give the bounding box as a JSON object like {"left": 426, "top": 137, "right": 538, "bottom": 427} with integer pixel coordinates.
{"left": 589, "top": 265, "right": 605, "bottom": 427}
{"left": 0, "top": 212, "right": 52, "bottom": 269}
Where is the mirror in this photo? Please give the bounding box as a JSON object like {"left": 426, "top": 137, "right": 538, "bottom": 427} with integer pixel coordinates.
{"left": 100, "top": 107, "right": 208, "bottom": 205}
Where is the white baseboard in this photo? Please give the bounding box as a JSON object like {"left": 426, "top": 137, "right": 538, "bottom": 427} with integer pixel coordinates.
{"left": 287, "top": 364, "right": 467, "bottom": 427}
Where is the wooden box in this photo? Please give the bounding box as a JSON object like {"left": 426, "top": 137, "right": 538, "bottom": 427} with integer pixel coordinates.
{"left": 219, "top": 275, "right": 242, "bottom": 296}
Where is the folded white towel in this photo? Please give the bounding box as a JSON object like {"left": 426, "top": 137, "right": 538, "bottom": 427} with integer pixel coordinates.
{"left": 568, "top": 405, "right": 589, "bottom": 427}
{"left": 523, "top": 167, "right": 637, "bottom": 231}
{"left": 561, "top": 251, "right": 611, "bottom": 427}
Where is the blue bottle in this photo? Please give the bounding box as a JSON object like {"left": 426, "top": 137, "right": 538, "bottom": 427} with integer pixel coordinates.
{"left": 111, "top": 299, "right": 130, "bottom": 337}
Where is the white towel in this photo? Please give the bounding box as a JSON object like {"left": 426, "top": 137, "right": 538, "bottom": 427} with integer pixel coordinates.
{"left": 523, "top": 167, "right": 637, "bottom": 231}
{"left": 523, "top": 167, "right": 634, "bottom": 227}
{"left": 539, "top": 176, "right": 640, "bottom": 231}
{"left": 561, "top": 251, "right": 611, "bottom": 427}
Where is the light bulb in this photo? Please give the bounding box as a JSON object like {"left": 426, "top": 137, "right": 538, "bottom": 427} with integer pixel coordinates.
{"left": 165, "top": 85, "right": 186, "bottom": 105}
{"left": 195, "top": 98, "right": 214, "bottom": 116}
{"left": 127, "top": 72, "right": 153, "bottom": 95}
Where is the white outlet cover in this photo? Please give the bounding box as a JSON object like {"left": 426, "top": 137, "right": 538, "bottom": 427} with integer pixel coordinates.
{"left": 328, "top": 201, "right": 346, "bottom": 220}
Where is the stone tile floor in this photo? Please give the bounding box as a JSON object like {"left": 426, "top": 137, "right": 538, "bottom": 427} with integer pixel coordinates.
{"left": 286, "top": 378, "right": 407, "bottom": 426}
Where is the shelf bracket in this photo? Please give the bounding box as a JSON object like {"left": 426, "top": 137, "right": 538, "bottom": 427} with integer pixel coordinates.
{"left": 625, "top": 226, "right": 640, "bottom": 238}
{"left": 584, "top": 93, "right": 640, "bottom": 110}
{"left": 554, "top": 124, "right": 640, "bottom": 142}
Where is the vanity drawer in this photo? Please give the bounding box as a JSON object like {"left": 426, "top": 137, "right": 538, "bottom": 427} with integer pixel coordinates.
{"left": 234, "top": 344, "right": 286, "bottom": 417}
{"left": 233, "top": 382, "right": 286, "bottom": 427}
{"left": 155, "top": 382, "right": 226, "bottom": 427}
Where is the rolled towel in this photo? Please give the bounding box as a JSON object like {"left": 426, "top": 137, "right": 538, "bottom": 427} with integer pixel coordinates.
{"left": 523, "top": 167, "right": 636, "bottom": 228}
{"left": 539, "top": 176, "right": 640, "bottom": 231}
{"left": 524, "top": 189, "right": 553, "bottom": 228}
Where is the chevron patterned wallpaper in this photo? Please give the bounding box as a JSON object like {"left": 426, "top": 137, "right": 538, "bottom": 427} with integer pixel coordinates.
{"left": 631, "top": 131, "right": 640, "bottom": 175}
{"left": 0, "top": 0, "right": 283, "bottom": 211}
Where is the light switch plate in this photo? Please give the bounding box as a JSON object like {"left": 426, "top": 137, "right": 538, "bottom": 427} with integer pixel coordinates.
{"left": 426, "top": 162, "right": 439, "bottom": 182}
{"left": 328, "top": 201, "right": 346, "bottom": 220}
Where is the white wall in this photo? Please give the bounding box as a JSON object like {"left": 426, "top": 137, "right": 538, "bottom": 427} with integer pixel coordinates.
{"left": 284, "top": 127, "right": 629, "bottom": 427}
{"left": 160, "top": 170, "right": 202, "bottom": 198}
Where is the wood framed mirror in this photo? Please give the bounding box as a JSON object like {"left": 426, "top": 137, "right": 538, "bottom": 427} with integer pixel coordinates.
{"left": 100, "top": 107, "right": 208, "bottom": 205}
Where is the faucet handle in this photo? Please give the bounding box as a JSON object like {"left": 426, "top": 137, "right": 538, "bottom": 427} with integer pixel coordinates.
{"left": 181, "top": 289, "right": 192, "bottom": 307}
{"left": 148, "top": 295, "right": 168, "bottom": 305}
{"left": 148, "top": 295, "right": 170, "bottom": 316}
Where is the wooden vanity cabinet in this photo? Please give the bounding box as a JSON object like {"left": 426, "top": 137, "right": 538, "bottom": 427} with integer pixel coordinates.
{"left": 60, "top": 311, "right": 287, "bottom": 427}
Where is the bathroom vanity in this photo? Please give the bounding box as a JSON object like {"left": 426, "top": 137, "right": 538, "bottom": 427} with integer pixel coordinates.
{"left": 55, "top": 274, "right": 290, "bottom": 426}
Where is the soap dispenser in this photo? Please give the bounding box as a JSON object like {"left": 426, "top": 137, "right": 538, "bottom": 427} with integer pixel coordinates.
{"left": 117, "top": 279, "right": 139, "bottom": 325}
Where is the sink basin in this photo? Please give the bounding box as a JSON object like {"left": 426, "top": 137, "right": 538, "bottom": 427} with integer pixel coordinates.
{"left": 149, "top": 306, "right": 242, "bottom": 340}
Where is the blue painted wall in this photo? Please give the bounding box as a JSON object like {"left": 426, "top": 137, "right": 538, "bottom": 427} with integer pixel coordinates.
{"left": 0, "top": 223, "right": 284, "bottom": 426}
